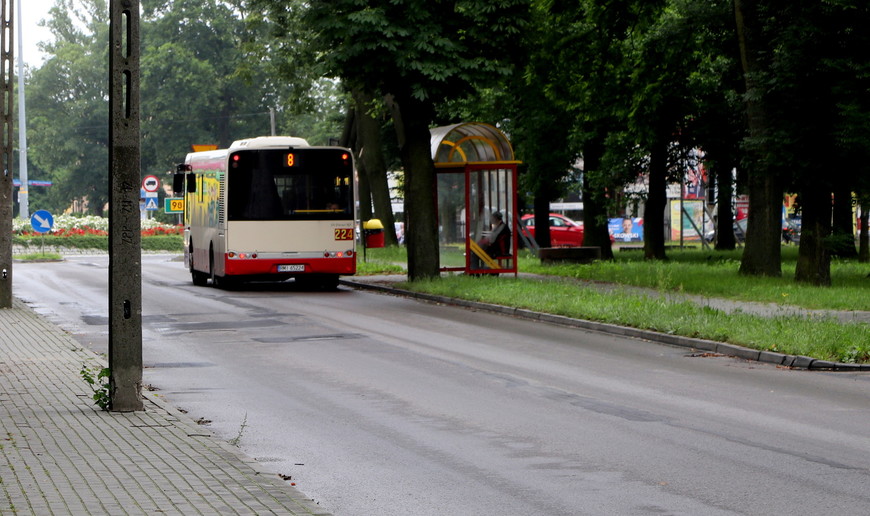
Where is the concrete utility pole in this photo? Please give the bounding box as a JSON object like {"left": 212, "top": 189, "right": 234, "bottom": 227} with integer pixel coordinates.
{"left": 108, "top": 0, "right": 143, "bottom": 411}
{"left": 15, "top": 0, "right": 26, "bottom": 219}
{"left": 0, "top": 0, "right": 14, "bottom": 309}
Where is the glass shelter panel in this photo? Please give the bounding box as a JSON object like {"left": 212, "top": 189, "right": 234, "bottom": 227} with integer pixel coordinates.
{"left": 466, "top": 166, "right": 516, "bottom": 274}
{"left": 437, "top": 171, "right": 468, "bottom": 268}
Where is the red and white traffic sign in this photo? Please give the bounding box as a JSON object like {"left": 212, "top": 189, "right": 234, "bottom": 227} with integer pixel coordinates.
{"left": 142, "top": 175, "right": 160, "bottom": 192}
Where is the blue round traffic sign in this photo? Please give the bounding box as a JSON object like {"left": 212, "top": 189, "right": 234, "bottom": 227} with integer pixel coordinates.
{"left": 30, "top": 210, "right": 54, "bottom": 234}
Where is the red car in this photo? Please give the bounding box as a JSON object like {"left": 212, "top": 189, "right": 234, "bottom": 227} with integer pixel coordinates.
{"left": 521, "top": 213, "right": 585, "bottom": 247}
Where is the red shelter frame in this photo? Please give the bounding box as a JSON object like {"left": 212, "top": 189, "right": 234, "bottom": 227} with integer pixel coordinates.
{"left": 430, "top": 123, "right": 520, "bottom": 276}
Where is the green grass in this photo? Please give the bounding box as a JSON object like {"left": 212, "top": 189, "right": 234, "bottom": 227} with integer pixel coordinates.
{"left": 13, "top": 234, "right": 183, "bottom": 253}
{"left": 14, "top": 252, "right": 63, "bottom": 261}
{"left": 140, "top": 235, "right": 184, "bottom": 252}
{"left": 398, "top": 275, "right": 869, "bottom": 363}
{"left": 359, "top": 246, "right": 870, "bottom": 364}
{"left": 522, "top": 247, "right": 870, "bottom": 311}
{"left": 357, "top": 246, "right": 408, "bottom": 275}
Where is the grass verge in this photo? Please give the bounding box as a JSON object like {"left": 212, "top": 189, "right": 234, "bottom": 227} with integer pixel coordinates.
{"left": 398, "top": 275, "right": 869, "bottom": 364}
{"left": 523, "top": 247, "right": 870, "bottom": 311}
{"left": 360, "top": 246, "right": 870, "bottom": 364}
{"left": 14, "top": 252, "right": 63, "bottom": 261}
{"left": 357, "top": 246, "right": 407, "bottom": 275}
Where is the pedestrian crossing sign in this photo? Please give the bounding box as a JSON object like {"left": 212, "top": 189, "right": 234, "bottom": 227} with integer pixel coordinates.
{"left": 144, "top": 198, "right": 159, "bottom": 211}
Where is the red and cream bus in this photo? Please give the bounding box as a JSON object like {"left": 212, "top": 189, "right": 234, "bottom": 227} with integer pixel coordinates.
{"left": 174, "top": 136, "right": 357, "bottom": 289}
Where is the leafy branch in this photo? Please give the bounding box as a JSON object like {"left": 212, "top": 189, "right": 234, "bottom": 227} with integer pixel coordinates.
{"left": 80, "top": 365, "right": 112, "bottom": 411}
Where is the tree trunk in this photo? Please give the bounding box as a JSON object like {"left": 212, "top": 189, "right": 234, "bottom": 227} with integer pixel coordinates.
{"left": 858, "top": 201, "right": 869, "bottom": 263}
{"left": 831, "top": 187, "right": 857, "bottom": 257}
{"left": 738, "top": 173, "right": 782, "bottom": 276}
{"left": 735, "top": 0, "right": 782, "bottom": 276}
{"left": 581, "top": 136, "right": 614, "bottom": 260}
{"left": 339, "top": 105, "right": 374, "bottom": 222}
{"left": 795, "top": 187, "right": 832, "bottom": 285}
{"left": 217, "top": 93, "right": 234, "bottom": 149}
{"left": 338, "top": 103, "right": 356, "bottom": 149}
{"left": 352, "top": 88, "right": 398, "bottom": 246}
{"left": 708, "top": 150, "right": 736, "bottom": 250}
{"left": 533, "top": 194, "right": 551, "bottom": 248}
{"left": 644, "top": 138, "right": 668, "bottom": 260}
{"left": 357, "top": 159, "right": 373, "bottom": 222}
{"left": 392, "top": 96, "right": 439, "bottom": 280}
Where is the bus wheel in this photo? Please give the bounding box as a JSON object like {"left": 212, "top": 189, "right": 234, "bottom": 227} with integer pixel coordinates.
{"left": 209, "top": 247, "right": 221, "bottom": 288}
{"left": 320, "top": 274, "right": 340, "bottom": 290}
{"left": 297, "top": 274, "right": 339, "bottom": 291}
{"left": 191, "top": 247, "right": 208, "bottom": 286}
{"left": 192, "top": 270, "right": 208, "bottom": 286}
{"left": 208, "top": 247, "right": 236, "bottom": 289}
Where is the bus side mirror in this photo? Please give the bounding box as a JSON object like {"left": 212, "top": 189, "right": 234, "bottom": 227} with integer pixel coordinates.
{"left": 172, "top": 173, "right": 185, "bottom": 195}
{"left": 175, "top": 164, "right": 194, "bottom": 194}
{"left": 187, "top": 173, "right": 196, "bottom": 193}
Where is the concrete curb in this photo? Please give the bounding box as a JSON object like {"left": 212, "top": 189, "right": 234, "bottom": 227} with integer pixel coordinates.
{"left": 340, "top": 278, "right": 870, "bottom": 372}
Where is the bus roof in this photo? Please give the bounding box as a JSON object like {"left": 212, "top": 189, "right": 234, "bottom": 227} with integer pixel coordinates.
{"left": 229, "top": 136, "right": 310, "bottom": 150}
{"left": 185, "top": 148, "right": 228, "bottom": 170}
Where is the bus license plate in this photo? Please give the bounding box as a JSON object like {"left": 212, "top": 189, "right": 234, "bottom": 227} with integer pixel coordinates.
{"left": 278, "top": 264, "right": 305, "bottom": 272}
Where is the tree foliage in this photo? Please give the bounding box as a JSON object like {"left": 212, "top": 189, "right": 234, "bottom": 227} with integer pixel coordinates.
{"left": 26, "top": 0, "right": 110, "bottom": 214}
{"left": 734, "top": 0, "right": 870, "bottom": 284}
{"left": 271, "top": 0, "right": 531, "bottom": 279}
{"left": 17, "top": 0, "right": 869, "bottom": 287}
{"left": 23, "top": 0, "right": 345, "bottom": 216}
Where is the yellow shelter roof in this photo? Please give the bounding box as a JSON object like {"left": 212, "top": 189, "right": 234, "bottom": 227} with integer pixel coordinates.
{"left": 430, "top": 122, "right": 518, "bottom": 166}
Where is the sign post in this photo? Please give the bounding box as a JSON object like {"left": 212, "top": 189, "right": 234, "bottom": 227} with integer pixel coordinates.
{"left": 142, "top": 174, "right": 159, "bottom": 193}
{"left": 164, "top": 198, "right": 184, "bottom": 213}
{"left": 30, "top": 209, "right": 53, "bottom": 256}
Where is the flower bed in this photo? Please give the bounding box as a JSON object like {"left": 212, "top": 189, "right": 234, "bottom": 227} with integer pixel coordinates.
{"left": 12, "top": 215, "right": 183, "bottom": 252}
{"left": 13, "top": 215, "right": 183, "bottom": 237}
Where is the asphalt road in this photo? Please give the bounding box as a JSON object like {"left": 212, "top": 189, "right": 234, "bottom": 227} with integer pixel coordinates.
{"left": 13, "top": 254, "right": 870, "bottom": 516}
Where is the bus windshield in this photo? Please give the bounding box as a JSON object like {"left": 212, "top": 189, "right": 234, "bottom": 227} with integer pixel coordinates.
{"left": 227, "top": 148, "right": 354, "bottom": 221}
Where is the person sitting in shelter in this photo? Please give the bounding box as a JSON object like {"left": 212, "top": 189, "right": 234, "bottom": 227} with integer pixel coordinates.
{"left": 472, "top": 211, "right": 511, "bottom": 269}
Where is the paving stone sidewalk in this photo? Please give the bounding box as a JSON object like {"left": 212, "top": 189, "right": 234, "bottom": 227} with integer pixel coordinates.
{"left": 0, "top": 299, "right": 330, "bottom": 516}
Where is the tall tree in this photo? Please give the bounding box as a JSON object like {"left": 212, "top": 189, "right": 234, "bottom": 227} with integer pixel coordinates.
{"left": 141, "top": 0, "right": 282, "bottom": 175}
{"left": 625, "top": 0, "right": 711, "bottom": 260}
{"left": 350, "top": 88, "right": 398, "bottom": 246}
{"left": 521, "top": 0, "right": 647, "bottom": 258}
{"left": 733, "top": 0, "right": 784, "bottom": 277}
{"left": 733, "top": 0, "right": 870, "bottom": 284}
{"left": 508, "top": 63, "right": 579, "bottom": 250}
{"left": 283, "top": 0, "right": 530, "bottom": 279}
{"left": 859, "top": 197, "right": 870, "bottom": 263}
{"left": 27, "top": 0, "right": 111, "bottom": 215}
{"left": 673, "top": 0, "right": 745, "bottom": 251}
{"left": 26, "top": 0, "right": 320, "bottom": 214}
{"left": 826, "top": 2, "right": 870, "bottom": 261}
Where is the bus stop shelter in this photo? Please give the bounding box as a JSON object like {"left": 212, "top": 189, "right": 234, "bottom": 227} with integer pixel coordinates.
{"left": 431, "top": 123, "right": 520, "bottom": 275}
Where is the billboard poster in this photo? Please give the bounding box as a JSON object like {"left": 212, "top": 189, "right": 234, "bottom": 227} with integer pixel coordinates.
{"left": 670, "top": 200, "right": 705, "bottom": 240}
{"left": 609, "top": 217, "right": 644, "bottom": 242}
{"left": 683, "top": 163, "right": 707, "bottom": 200}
